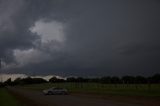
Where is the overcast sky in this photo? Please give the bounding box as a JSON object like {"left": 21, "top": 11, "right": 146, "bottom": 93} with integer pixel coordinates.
{"left": 0, "top": 0, "right": 160, "bottom": 76}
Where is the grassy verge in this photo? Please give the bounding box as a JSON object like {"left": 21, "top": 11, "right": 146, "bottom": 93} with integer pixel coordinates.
{"left": 0, "top": 88, "right": 20, "bottom": 106}
{"left": 21, "top": 83, "right": 160, "bottom": 97}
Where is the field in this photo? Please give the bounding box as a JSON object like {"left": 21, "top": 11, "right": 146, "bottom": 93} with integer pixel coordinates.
{"left": 0, "top": 88, "right": 20, "bottom": 106}
{"left": 21, "top": 83, "right": 160, "bottom": 97}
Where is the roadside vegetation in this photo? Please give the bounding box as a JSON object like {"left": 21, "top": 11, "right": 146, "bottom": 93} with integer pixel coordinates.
{"left": 0, "top": 88, "right": 20, "bottom": 106}
{"left": 1, "top": 73, "right": 160, "bottom": 97}
{"left": 21, "top": 83, "right": 160, "bottom": 97}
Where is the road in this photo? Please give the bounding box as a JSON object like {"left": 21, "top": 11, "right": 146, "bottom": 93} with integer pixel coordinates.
{"left": 7, "top": 87, "right": 158, "bottom": 106}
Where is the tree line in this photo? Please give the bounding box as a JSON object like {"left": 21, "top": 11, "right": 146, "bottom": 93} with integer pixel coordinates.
{"left": 0, "top": 73, "right": 160, "bottom": 87}
{"left": 65, "top": 73, "right": 160, "bottom": 84}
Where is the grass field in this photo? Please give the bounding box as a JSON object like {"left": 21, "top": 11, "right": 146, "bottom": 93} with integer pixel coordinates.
{"left": 21, "top": 83, "right": 160, "bottom": 97}
{"left": 0, "top": 88, "right": 20, "bottom": 106}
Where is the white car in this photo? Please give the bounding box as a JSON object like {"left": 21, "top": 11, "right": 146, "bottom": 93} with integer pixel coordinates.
{"left": 43, "top": 87, "right": 69, "bottom": 95}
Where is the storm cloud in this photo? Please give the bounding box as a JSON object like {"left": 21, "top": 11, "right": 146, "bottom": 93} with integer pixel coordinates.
{"left": 0, "top": 0, "right": 160, "bottom": 76}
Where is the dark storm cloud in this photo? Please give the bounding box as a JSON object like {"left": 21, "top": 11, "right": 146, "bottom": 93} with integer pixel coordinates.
{"left": 0, "top": 0, "right": 37, "bottom": 59}
{"left": 117, "top": 43, "right": 160, "bottom": 55}
{"left": 63, "top": 0, "right": 160, "bottom": 76}
{"left": 1, "top": 0, "right": 160, "bottom": 76}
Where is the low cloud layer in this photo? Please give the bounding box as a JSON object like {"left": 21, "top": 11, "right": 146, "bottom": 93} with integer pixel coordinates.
{"left": 0, "top": 0, "right": 160, "bottom": 76}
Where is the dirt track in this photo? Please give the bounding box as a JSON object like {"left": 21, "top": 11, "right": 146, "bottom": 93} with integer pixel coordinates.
{"left": 7, "top": 87, "right": 160, "bottom": 106}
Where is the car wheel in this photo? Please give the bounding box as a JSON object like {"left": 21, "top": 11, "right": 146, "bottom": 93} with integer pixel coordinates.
{"left": 48, "top": 91, "right": 53, "bottom": 95}
{"left": 62, "top": 92, "right": 68, "bottom": 95}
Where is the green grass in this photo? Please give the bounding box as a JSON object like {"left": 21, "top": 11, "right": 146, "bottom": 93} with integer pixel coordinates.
{"left": 0, "top": 88, "right": 20, "bottom": 106}
{"left": 21, "top": 83, "right": 160, "bottom": 97}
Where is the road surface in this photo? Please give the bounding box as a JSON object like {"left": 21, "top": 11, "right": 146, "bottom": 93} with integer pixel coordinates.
{"left": 7, "top": 87, "right": 159, "bottom": 106}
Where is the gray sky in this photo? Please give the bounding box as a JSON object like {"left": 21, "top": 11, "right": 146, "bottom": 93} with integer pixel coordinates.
{"left": 0, "top": 0, "right": 160, "bottom": 76}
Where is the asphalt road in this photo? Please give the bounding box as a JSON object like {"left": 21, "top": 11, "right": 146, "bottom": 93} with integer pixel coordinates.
{"left": 6, "top": 87, "right": 150, "bottom": 106}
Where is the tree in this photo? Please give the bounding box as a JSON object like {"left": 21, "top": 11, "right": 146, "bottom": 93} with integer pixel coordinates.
{"left": 150, "top": 74, "right": 160, "bottom": 83}
{"left": 32, "top": 78, "right": 47, "bottom": 83}
{"left": 21, "top": 77, "right": 34, "bottom": 84}
{"left": 111, "top": 76, "right": 121, "bottom": 84}
{"left": 88, "top": 78, "right": 100, "bottom": 83}
{"left": 100, "top": 77, "right": 111, "bottom": 83}
{"left": 49, "top": 77, "right": 65, "bottom": 83}
{"left": 66, "top": 77, "right": 77, "bottom": 82}
{"left": 122, "top": 76, "right": 135, "bottom": 84}
{"left": 76, "top": 77, "right": 88, "bottom": 82}
{"left": 135, "top": 76, "right": 147, "bottom": 84}
{"left": 4, "top": 78, "right": 12, "bottom": 85}
{"left": 13, "top": 78, "right": 23, "bottom": 85}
